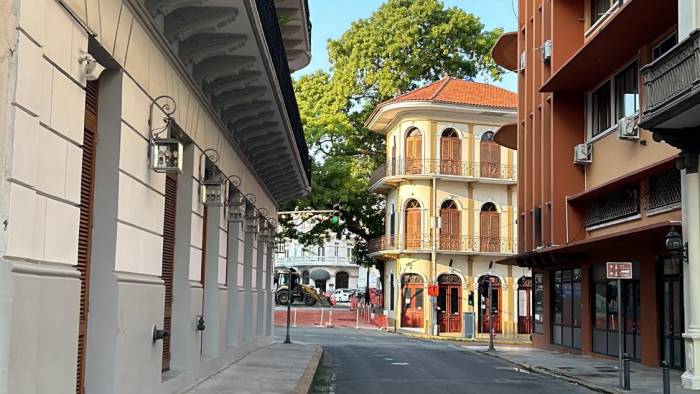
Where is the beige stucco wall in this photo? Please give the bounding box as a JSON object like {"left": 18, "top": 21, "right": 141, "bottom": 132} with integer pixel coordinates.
{"left": 586, "top": 128, "right": 678, "bottom": 189}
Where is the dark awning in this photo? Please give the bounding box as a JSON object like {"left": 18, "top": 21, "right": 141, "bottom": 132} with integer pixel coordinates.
{"left": 309, "top": 269, "right": 330, "bottom": 280}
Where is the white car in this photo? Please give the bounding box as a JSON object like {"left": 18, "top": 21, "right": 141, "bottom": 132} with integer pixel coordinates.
{"left": 333, "top": 288, "right": 353, "bottom": 303}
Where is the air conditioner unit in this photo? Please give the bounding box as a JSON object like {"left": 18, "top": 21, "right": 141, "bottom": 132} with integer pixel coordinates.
{"left": 617, "top": 115, "right": 640, "bottom": 140}
{"left": 519, "top": 51, "right": 526, "bottom": 73}
{"left": 542, "top": 40, "right": 552, "bottom": 63}
{"left": 573, "top": 143, "right": 592, "bottom": 164}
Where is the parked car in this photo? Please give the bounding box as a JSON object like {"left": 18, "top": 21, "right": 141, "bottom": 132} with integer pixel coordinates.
{"left": 332, "top": 288, "right": 353, "bottom": 302}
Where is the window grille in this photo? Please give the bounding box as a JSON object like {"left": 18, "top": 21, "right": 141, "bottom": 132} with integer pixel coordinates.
{"left": 585, "top": 185, "right": 640, "bottom": 227}
{"left": 646, "top": 170, "right": 681, "bottom": 211}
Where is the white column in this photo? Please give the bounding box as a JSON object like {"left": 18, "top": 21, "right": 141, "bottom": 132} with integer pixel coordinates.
{"left": 683, "top": 160, "right": 700, "bottom": 389}
{"left": 202, "top": 205, "right": 222, "bottom": 357}
{"left": 678, "top": 0, "right": 700, "bottom": 39}
{"left": 242, "top": 208, "right": 255, "bottom": 343}
{"left": 225, "top": 219, "right": 242, "bottom": 347}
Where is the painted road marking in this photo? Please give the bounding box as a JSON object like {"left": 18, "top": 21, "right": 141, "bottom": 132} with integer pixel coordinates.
{"left": 384, "top": 358, "right": 394, "bottom": 361}
{"left": 391, "top": 362, "right": 409, "bottom": 365}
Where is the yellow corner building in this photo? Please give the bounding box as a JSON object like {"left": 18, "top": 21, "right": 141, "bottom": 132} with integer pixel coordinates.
{"left": 366, "top": 77, "right": 531, "bottom": 339}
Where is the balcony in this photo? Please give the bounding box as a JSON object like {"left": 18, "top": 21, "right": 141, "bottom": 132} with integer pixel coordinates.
{"left": 368, "top": 234, "right": 517, "bottom": 256}
{"left": 639, "top": 29, "right": 700, "bottom": 152}
{"left": 275, "top": 256, "right": 355, "bottom": 268}
{"left": 369, "top": 158, "right": 517, "bottom": 192}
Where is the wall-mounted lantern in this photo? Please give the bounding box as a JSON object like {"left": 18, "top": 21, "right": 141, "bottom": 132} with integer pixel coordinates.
{"left": 226, "top": 176, "right": 245, "bottom": 222}
{"left": 199, "top": 149, "right": 223, "bottom": 206}
{"left": 149, "top": 96, "right": 183, "bottom": 173}
{"left": 245, "top": 193, "right": 258, "bottom": 234}
{"left": 666, "top": 226, "right": 688, "bottom": 264}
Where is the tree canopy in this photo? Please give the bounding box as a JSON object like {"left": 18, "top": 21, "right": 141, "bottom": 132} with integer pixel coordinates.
{"left": 280, "top": 0, "right": 504, "bottom": 270}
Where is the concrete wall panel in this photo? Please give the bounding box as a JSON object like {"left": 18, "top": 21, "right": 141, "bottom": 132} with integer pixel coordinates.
{"left": 115, "top": 222, "right": 163, "bottom": 275}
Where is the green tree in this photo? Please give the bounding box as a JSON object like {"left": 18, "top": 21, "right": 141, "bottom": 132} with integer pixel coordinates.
{"left": 280, "top": 0, "right": 503, "bottom": 296}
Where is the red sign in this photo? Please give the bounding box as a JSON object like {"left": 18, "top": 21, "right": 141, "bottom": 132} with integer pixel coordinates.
{"left": 428, "top": 284, "right": 439, "bottom": 297}
{"left": 607, "top": 262, "right": 633, "bottom": 279}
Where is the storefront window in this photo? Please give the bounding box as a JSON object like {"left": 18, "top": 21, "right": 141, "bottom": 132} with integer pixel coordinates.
{"left": 534, "top": 273, "right": 544, "bottom": 333}
{"left": 592, "top": 263, "right": 641, "bottom": 360}
{"left": 551, "top": 268, "right": 581, "bottom": 349}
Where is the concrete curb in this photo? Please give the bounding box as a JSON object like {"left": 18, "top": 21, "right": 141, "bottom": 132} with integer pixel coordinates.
{"left": 293, "top": 345, "right": 324, "bottom": 394}
{"left": 476, "top": 350, "right": 622, "bottom": 394}
{"left": 396, "top": 331, "right": 531, "bottom": 346}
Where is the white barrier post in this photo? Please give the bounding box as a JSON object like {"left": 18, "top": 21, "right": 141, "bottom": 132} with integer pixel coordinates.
{"left": 293, "top": 308, "right": 297, "bottom": 327}
{"left": 328, "top": 309, "right": 333, "bottom": 328}
{"left": 320, "top": 308, "right": 324, "bottom": 327}
{"left": 356, "top": 307, "right": 360, "bottom": 330}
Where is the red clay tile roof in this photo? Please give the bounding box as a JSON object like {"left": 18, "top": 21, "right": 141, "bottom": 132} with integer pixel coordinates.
{"left": 384, "top": 77, "right": 517, "bottom": 109}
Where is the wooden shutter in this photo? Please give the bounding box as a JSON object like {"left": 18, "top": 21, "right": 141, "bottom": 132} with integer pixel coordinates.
{"left": 480, "top": 141, "right": 501, "bottom": 177}
{"left": 406, "top": 133, "right": 422, "bottom": 174}
{"left": 76, "top": 80, "right": 99, "bottom": 394}
{"left": 480, "top": 211, "right": 500, "bottom": 252}
{"left": 440, "top": 207, "right": 460, "bottom": 250}
{"left": 405, "top": 208, "right": 420, "bottom": 248}
{"left": 161, "top": 173, "right": 177, "bottom": 371}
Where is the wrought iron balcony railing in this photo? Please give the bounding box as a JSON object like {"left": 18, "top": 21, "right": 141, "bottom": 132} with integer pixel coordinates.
{"left": 368, "top": 234, "right": 517, "bottom": 255}
{"left": 641, "top": 29, "right": 700, "bottom": 127}
{"left": 369, "top": 158, "right": 517, "bottom": 185}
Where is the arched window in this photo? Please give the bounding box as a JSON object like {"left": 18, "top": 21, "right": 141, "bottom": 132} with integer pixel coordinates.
{"left": 480, "top": 130, "right": 500, "bottom": 178}
{"left": 302, "top": 271, "right": 310, "bottom": 285}
{"left": 480, "top": 203, "right": 500, "bottom": 252}
{"left": 439, "top": 200, "right": 460, "bottom": 250}
{"left": 335, "top": 271, "right": 349, "bottom": 289}
{"left": 440, "top": 128, "right": 461, "bottom": 175}
{"left": 405, "top": 128, "right": 423, "bottom": 174}
{"left": 405, "top": 199, "right": 421, "bottom": 249}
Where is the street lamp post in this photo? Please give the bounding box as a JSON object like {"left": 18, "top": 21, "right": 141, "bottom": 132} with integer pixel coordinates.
{"left": 284, "top": 267, "right": 292, "bottom": 344}
{"left": 488, "top": 275, "right": 495, "bottom": 351}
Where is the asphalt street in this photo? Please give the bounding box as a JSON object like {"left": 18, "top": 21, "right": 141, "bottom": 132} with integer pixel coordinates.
{"left": 274, "top": 326, "right": 593, "bottom": 394}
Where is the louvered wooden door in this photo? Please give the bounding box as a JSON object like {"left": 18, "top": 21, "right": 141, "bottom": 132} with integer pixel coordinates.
{"left": 161, "top": 173, "right": 177, "bottom": 371}
{"left": 76, "top": 80, "right": 99, "bottom": 394}
{"left": 480, "top": 211, "right": 500, "bottom": 252}
{"left": 440, "top": 207, "right": 460, "bottom": 250}
{"left": 405, "top": 207, "right": 421, "bottom": 249}
{"left": 440, "top": 136, "right": 460, "bottom": 175}
{"left": 480, "top": 140, "right": 501, "bottom": 178}
{"left": 405, "top": 132, "right": 422, "bottom": 174}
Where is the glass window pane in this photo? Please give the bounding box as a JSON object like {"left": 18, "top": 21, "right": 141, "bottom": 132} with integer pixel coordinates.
{"left": 591, "top": 0, "right": 612, "bottom": 25}
{"left": 573, "top": 281, "right": 582, "bottom": 327}
{"left": 595, "top": 282, "right": 607, "bottom": 328}
{"left": 608, "top": 281, "right": 619, "bottom": 331}
{"left": 534, "top": 273, "right": 544, "bottom": 333}
{"left": 438, "top": 286, "right": 447, "bottom": 311}
{"left": 592, "top": 81, "right": 611, "bottom": 136}
{"left": 450, "top": 287, "right": 459, "bottom": 314}
{"left": 615, "top": 62, "right": 639, "bottom": 120}
{"left": 404, "top": 287, "right": 412, "bottom": 306}
{"left": 562, "top": 281, "right": 572, "bottom": 326}
{"left": 553, "top": 279, "right": 562, "bottom": 325}
{"left": 415, "top": 288, "right": 424, "bottom": 310}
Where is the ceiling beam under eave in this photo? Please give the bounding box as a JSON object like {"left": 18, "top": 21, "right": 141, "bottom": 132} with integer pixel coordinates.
{"left": 222, "top": 101, "right": 272, "bottom": 123}
{"left": 163, "top": 6, "right": 238, "bottom": 43}
{"left": 193, "top": 55, "right": 257, "bottom": 85}
{"left": 178, "top": 33, "right": 248, "bottom": 65}
{"left": 203, "top": 71, "right": 262, "bottom": 97}
{"left": 212, "top": 86, "right": 267, "bottom": 110}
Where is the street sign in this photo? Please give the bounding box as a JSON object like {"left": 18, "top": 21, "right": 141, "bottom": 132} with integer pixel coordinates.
{"left": 607, "top": 262, "right": 632, "bottom": 279}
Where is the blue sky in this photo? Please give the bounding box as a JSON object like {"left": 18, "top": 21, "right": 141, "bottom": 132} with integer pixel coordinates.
{"left": 294, "top": 0, "right": 518, "bottom": 92}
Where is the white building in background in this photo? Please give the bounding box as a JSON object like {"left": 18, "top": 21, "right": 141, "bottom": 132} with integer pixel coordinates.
{"left": 275, "top": 223, "right": 379, "bottom": 292}
{"left": 0, "top": 0, "right": 311, "bottom": 393}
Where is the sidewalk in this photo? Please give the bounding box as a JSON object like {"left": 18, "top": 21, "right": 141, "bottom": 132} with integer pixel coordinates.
{"left": 186, "top": 343, "right": 322, "bottom": 394}
{"left": 467, "top": 345, "right": 692, "bottom": 394}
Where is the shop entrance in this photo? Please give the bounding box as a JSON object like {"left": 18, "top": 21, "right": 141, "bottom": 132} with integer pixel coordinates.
{"left": 437, "top": 274, "right": 462, "bottom": 333}
{"left": 478, "top": 275, "right": 501, "bottom": 334}
{"left": 661, "top": 257, "right": 684, "bottom": 370}
{"left": 517, "top": 276, "right": 532, "bottom": 334}
{"left": 401, "top": 274, "right": 424, "bottom": 328}
{"left": 593, "top": 263, "right": 641, "bottom": 361}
